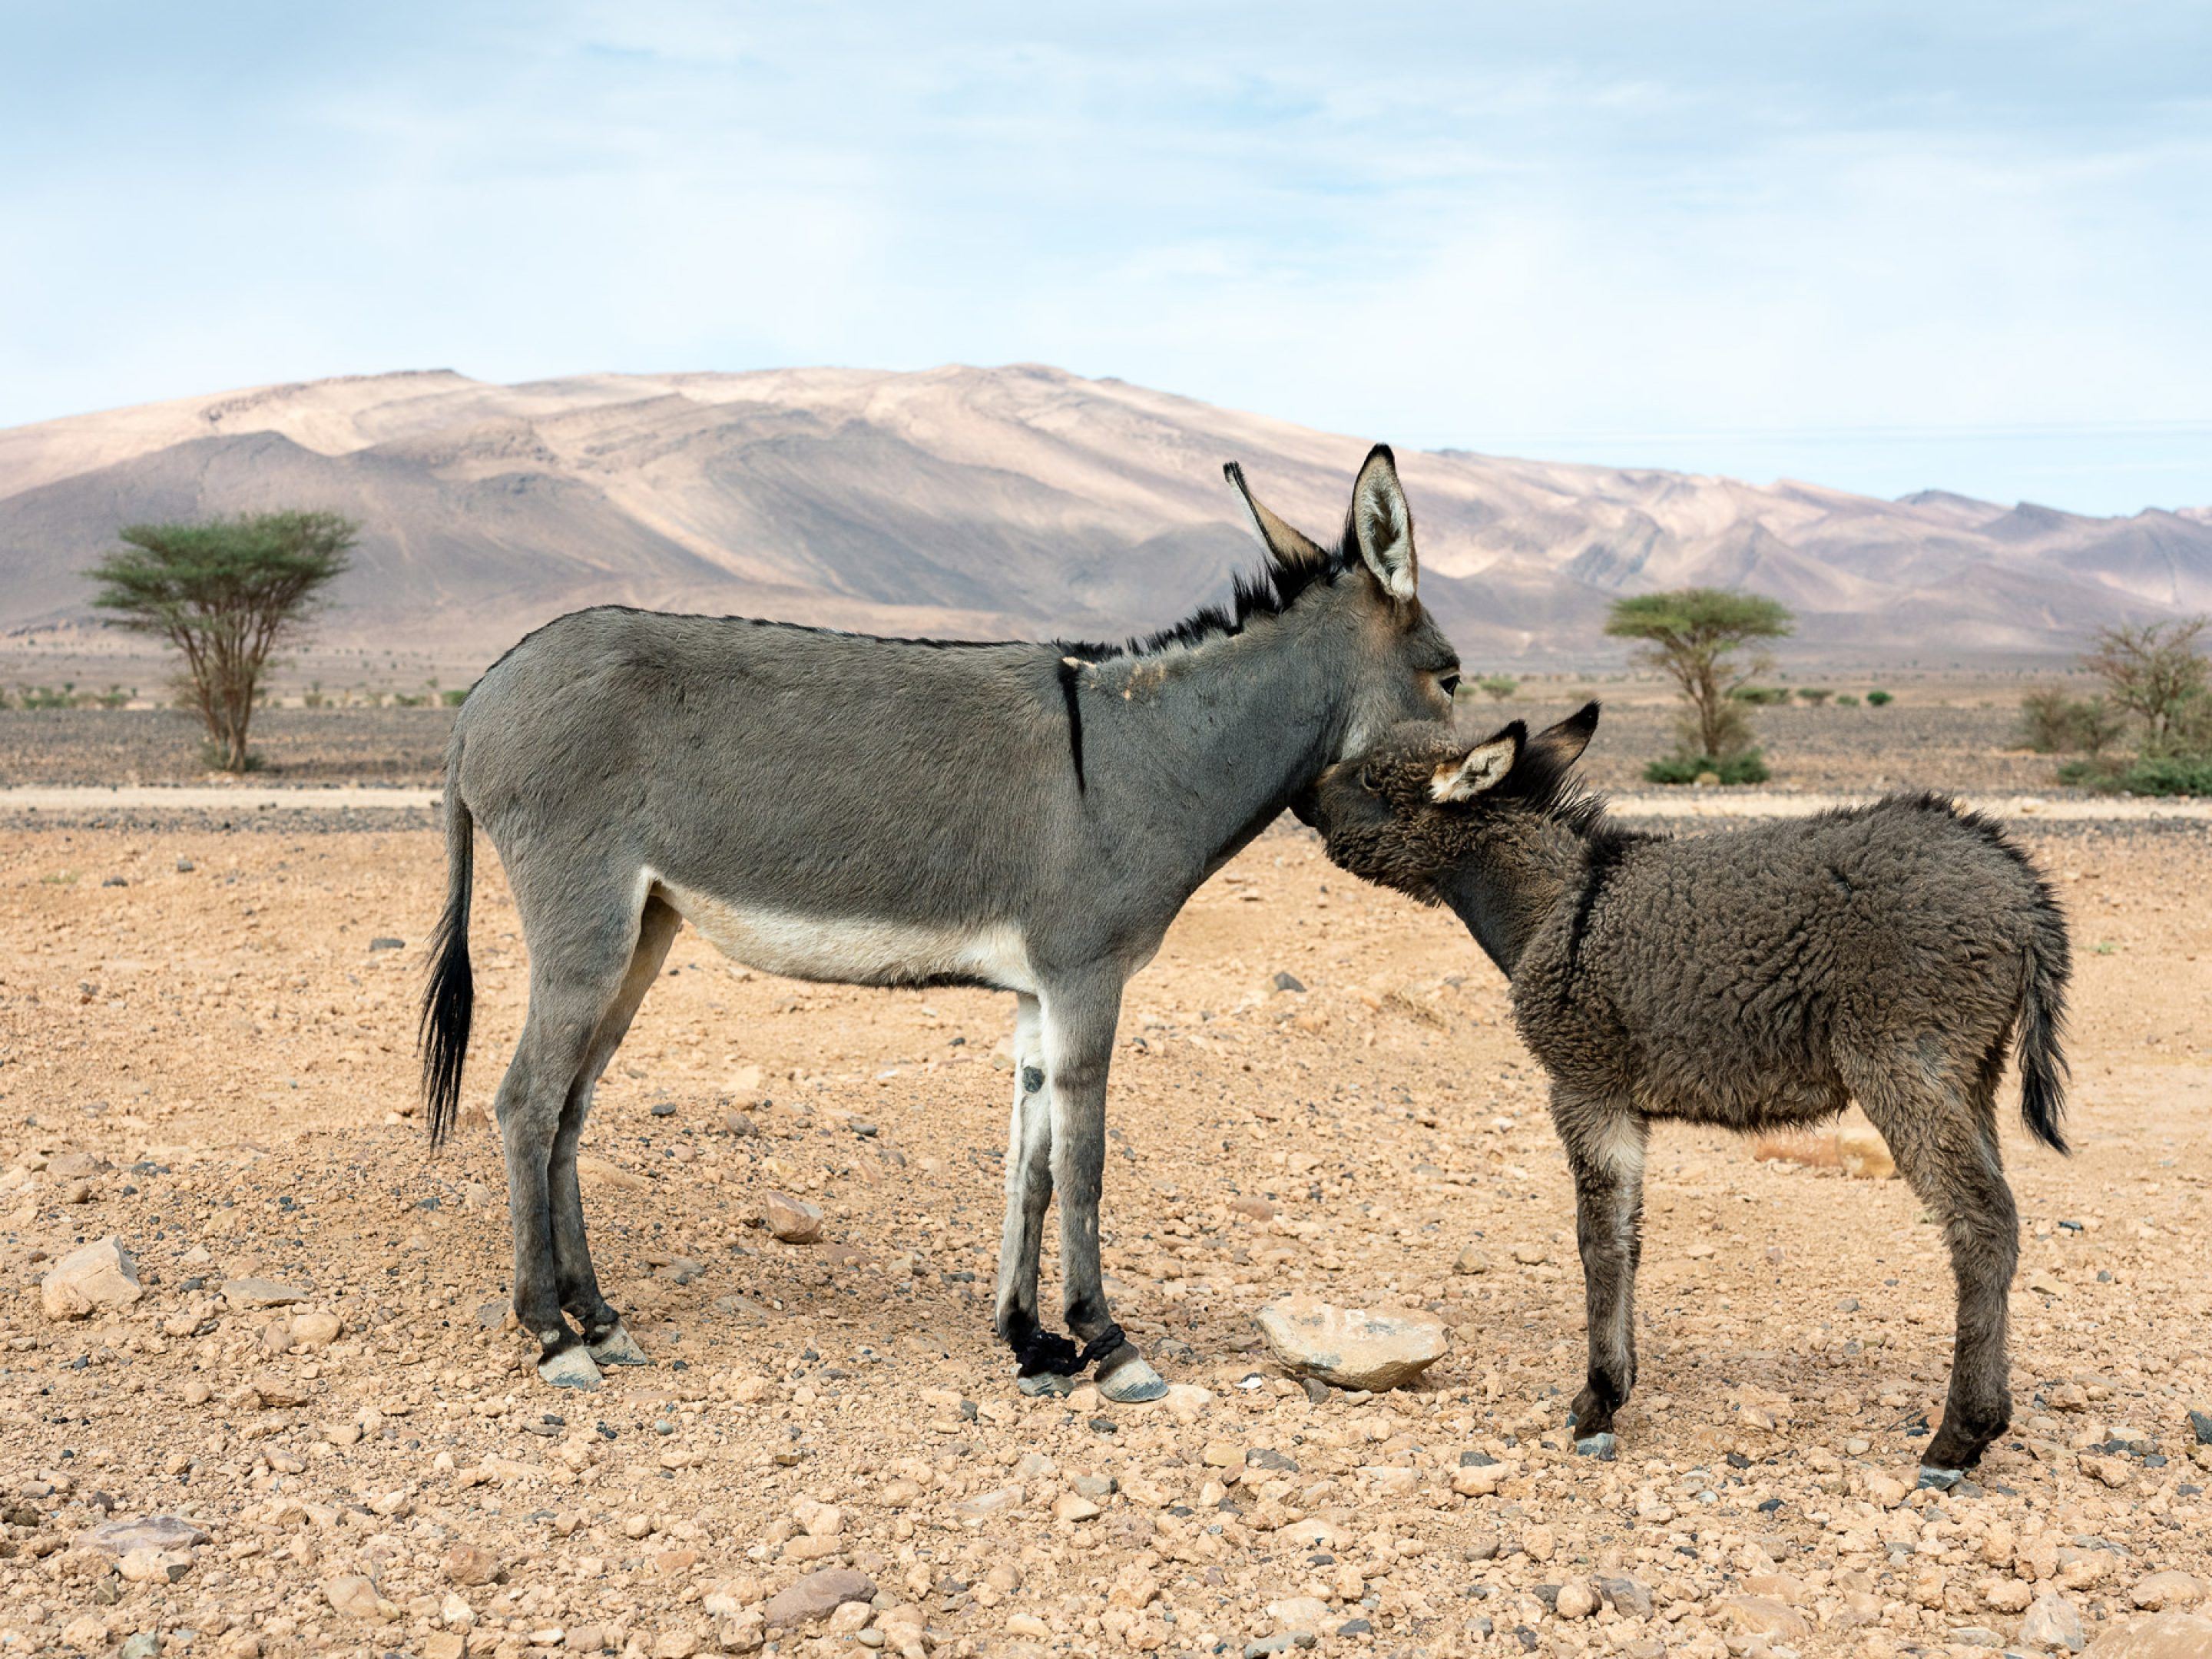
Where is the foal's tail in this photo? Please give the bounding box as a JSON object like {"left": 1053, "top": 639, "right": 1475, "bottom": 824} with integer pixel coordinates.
{"left": 419, "top": 779, "right": 475, "bottom": 1151}
{"left": 2015, "top": 882, "right": 2072, "bottom": 1156}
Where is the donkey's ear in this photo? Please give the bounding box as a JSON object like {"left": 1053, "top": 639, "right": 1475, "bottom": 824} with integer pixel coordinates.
{"left": 1223, "top": 462, "right": 1326, "bottom": 572}
{"left": 1527, "top": 700, "right": 1599, "bottom": 770}
{"left": 1349, "top": 444, "right": 1417, "bottom": 601}
{"left": 1432, "top": 726, "right": 1522, "bottom": 802}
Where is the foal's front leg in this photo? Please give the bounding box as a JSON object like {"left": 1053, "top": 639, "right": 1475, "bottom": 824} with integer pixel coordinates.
{"left": 1044, "top": 975, "right": 1166, "bottom": 1402}
{"left": 1558, "top": 1091, "right": 1647, "bottom": 1458}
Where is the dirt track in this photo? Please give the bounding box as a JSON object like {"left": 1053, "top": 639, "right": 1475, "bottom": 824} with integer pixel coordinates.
{"left": 0, "top": 698, "right": 2098, "bottom": 796}
{"left": 2, "top": 817, "right": 2210, "bottom": 1659}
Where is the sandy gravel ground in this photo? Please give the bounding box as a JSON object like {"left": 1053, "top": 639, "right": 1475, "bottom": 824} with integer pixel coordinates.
{"left": 2, "top": 820, "right": 2209, "bottom": 1659}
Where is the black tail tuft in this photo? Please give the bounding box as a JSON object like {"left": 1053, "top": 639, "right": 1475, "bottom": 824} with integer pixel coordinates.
{"left": 418, "top": 789, "right": 475, "bottom": 1149}
{"left": 2016, "top": 876, "right": 2072, "bottom": 1154}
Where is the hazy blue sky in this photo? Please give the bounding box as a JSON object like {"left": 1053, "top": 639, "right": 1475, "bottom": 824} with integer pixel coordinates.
{"left": 4, "top": 2, "right": 2208, "bottom": 512}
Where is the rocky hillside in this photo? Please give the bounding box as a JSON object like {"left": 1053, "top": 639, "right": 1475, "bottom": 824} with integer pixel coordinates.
{"left": 3, "top": 365, "right": 2205, "bottom": 663}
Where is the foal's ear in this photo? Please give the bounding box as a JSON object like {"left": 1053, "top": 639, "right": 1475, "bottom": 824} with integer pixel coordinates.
{"left": 1432, "top": 727, "right": 1522, "bottom": 801}
{"left": 1223, "top": 461, "right": 1327, "bottom": 572}
{"left": 1349, "top": 444, "right": 1417, "bottom": 601}
{"left": 1527, "top": 700, "right": 1600, "bottom": 770}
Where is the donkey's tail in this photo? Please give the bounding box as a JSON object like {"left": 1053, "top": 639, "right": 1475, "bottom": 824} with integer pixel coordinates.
{"left": 419, "top": 777, "right": 475, "bottom": 1151}
{"left": 2015, "top": 882, "right": 2072, "bottom": 1155}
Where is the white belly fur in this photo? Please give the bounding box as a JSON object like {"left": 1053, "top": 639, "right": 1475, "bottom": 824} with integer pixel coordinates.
{"left": 654, "top": 875, "right": 1038, "bottom": 992}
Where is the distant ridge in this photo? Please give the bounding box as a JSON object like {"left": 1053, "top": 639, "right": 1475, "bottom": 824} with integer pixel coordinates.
{"left": 2, "top": 364, "right": 2206, "bottom": 663}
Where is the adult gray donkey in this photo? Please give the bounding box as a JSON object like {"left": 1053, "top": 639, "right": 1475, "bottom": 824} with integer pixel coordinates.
{"left": 420, "top": 445, "right": 1462, "bottom": 1396}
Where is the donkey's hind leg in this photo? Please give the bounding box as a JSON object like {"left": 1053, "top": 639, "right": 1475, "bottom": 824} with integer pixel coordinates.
{"left": 550, "top": 894, "right": 683, "bottom": 1369}
{"left": 992, "top": 995, "right": 1080, "bottom": 1395}
{"left": 1849, "top": 1049, "right": 2018, "bottom": 1485}
{"left": 1555, "top": 1088, "right": 1647, "bottom": 1459}
{"left": 495, "top": 884, "right": 654, "bottom": 1391}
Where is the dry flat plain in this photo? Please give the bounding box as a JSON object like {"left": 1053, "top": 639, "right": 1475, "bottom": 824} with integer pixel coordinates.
{"left": 2, "top": 765, "right": 2210, "bottom": 1659}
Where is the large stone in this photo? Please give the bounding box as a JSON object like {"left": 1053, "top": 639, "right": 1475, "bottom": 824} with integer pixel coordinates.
{"left": 1595, "top": 1577, "right": 1653, "bottom": 1618}
{"left": 223, "top": 1277, "right": 308, "bottom": 1309}
{"left": 443, "top": 1543, "right": 498, "bottom": 1586}
{"left": 40, "top": 1237, "right": 142, "bottom": 1320}
{"left": 1750, "top": 1108, "right": 1895, "bottom": 1179}
{"left": 1718, "top": 1597, "right": 1810, "bottom": 1642}
{"left": 761, "top": 1192, "right": 823, "bottom": 1245}
{"left": 78, "top": 1515, "right": 210, "bottom": 1556}
{"left": 290, "top": 1311, "right": 343, "bottom": 1348}
{"left": 1253, "top": 1297, "right": 1448, "bottom": 1391}
{"left": 2081, "top": 1614, "right": 2212, "bottom": 1659}
{"left": 324, "top": 1574, "right": 399, "bottom": 1621}
{"left": 1267, "top": 1598, "right": 1333, "bottom": 1637}
{"left": 2019, "top": 1591, "right": 2086, "bottom": 1651}
{"left": 763, "top": 1566, "right": 876, "bottom": 1630}
{"left": 2129, "top": 1573, "right": 2204, "bottom": 1613}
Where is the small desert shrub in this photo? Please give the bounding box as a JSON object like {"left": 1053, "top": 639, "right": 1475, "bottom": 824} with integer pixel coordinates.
{"left": 1795, "top": 687, "right": 1833, "bottom": 705}
{"left": 442, "top": 687, "right": 469, "bottom": 707}
{"left": 18, "top": 684, "right": 73, "bottom": 710}
{"left": 1834, "top": 693, "right": 1859, "bottom": 707}
{"left": 1644, "top": 750, "right": 1771, "bottom": 786}
{"left": 2019, "top": 690, "right": 2123, "bottom": 755}
{"left": 199, "top": 741, "right": 267, "bottom": 772}
{"left": 2059, "top": 754, "right": 2212, "bottom": 796}
{"left": 1475, "top": 674, "right": 1519, "bottom": 700}
{"left": 1866, "top": 689, "right": 1893, "bottom": 707}
{"left": 1730, "top": 684, "right": 1790, "bottom": 706}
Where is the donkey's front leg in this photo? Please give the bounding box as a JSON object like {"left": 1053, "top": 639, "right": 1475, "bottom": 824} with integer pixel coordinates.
{"left": 992, "top": 995, "right": 1080, "bottom": 1394}
{"left": 1044, "top": 975, "right": 1166, "bottom": 1402}
{"left": 1558, "top": 1093, "right": 1647, "bottom": 1459}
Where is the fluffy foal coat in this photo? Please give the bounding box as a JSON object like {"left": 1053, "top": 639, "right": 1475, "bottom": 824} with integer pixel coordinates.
{"left": 1303, "top": 705, "right": 2070, "bottom": 1482}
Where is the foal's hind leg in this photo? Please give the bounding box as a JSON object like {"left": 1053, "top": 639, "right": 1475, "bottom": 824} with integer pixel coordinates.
{"left": 991, "top": 995, "right": 1081, "bottom": 1395}
{"left": 1554, "top": 1088, "right": 1647, "bottom": 1459}
{"left": 1849, "top": 1051, "right": 2018, "bottom": 1485}
{"left": 549, "top": 895, "right": 682, "bottom": 1369}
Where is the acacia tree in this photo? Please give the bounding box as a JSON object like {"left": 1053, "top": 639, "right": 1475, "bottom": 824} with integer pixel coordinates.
{"left": 88, "top": 512, "right": 356, "bottom": 770}
{"left": 1605, "top": 588, "right": 1794, "bottom": 760}
{"left": 2081, "top": 617, "right": 2208, "bottom": 755}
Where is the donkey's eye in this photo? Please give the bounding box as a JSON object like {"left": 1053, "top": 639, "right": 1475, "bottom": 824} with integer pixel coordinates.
{"left": 1358, "top": 765, "right": 1382, "bottom": 794}
{"left": 1437, "top": 673, "right": 1460, "bottom": 698}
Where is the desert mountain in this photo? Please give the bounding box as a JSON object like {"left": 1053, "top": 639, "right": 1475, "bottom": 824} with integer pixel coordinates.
{"left": 3, "top": 364, "right": 2206, "bottom": 664}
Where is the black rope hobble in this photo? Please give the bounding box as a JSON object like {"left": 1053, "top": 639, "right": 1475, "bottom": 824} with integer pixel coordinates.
{"left": 1078, "top": 1323, "right": 1129, "bottom": 1371}
{"left": 1014, "top": 1327, "right": 1082, "bottom": 1377}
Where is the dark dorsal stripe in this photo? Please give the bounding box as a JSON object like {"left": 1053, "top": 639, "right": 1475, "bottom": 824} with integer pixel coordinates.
{"left": 1056, "top": 657, "right": 1088, "bottom": 793}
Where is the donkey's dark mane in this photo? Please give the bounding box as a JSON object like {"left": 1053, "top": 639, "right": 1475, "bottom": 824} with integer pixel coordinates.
{"left": 1058, "top": 541, "right": 1360, "bottom": 662}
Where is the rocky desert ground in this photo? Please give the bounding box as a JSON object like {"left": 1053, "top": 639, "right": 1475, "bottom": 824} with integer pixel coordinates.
{"left": 2, "top": 709, "right": 2209, "bottom": 1659}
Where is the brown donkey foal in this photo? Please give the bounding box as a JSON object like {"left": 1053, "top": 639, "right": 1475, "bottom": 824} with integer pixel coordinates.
{"left": 1301, "top": 705, "right": 2071, "bottom": 1487}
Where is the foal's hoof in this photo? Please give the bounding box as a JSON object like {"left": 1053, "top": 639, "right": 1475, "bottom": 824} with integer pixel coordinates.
{"left": 1097, "top": 1356, "right": 1168, "bottom": 1404}
{"left": 538, "top": 1346, "right": 604, "bottom": 1392}
{"left": 1916, "top": 1465, "right": 1964, "bottom": 1492}
{"left": 1017, "top": 1370, "right": 1080, "bottom": 1399}
{"left": 588, "top": 1322, "right": 652, "bottom": 1367}
{"left": 1574, "top": 1432, "right": 1618, "bottom": 1461}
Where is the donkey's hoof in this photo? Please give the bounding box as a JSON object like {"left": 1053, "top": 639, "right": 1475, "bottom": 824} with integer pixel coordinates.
{"left": 1017, "top": 1370, "right": 1079, "bottom": 1398}
{"left": 1916, "top": 1465, "right": 1964, "bottom": 1492}
{"left": 588, "top": 1322, "right": 652, "bottom": 1367}
{"left": 1574, "top": 1433, "right": 1618, "bottom": 1461}
{"left": 1097, "top": 1357, "right": 1167, "bottom": 1403}
{"left": 538, "top": 1346, "right": 604, "bottom": 1391}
